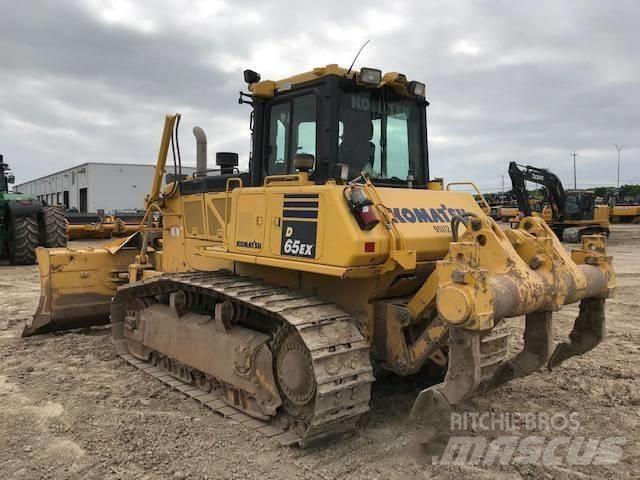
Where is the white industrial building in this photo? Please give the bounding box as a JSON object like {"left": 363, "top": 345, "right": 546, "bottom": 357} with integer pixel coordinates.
{"left": 15, "top": 162, "right": 196, "bottom": 214}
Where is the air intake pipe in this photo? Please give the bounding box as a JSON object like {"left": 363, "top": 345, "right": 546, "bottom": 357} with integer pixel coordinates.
{"left": 193, "top": 126, "right": 207, "bottom": 176}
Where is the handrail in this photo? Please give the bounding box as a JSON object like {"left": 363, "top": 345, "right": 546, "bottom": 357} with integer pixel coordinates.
{"left": 446, "top": 181, "right": 491, "bottom": 215}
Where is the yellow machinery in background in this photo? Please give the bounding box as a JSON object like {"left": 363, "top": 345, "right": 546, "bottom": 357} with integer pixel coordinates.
{"left": 606, "top": 188, "right": 640, "bottom": 224}
{"left": 540, "top": 201, "right": 610, "bottom": 235}
{"left": 610, "top": 204, "right": 640, "bottom": 224}
{"left": 509, "top": 162, "right": 609, "bottom": 242}
{"left": 497, "top": 204, "right": 519, "bottom": 222}
{"left": 24, "top": 65, "right": 615, "bottom": 447}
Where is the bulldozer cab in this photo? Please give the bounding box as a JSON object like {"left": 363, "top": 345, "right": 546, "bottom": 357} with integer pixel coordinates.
{"left": 177, "top": 66, "right": 429, "bottom": 196}
{"left": 564, "top": 190, "right": 596, "bottom": 221}
{"left": 214, "top": 65, "right": 429, "bottom": 191}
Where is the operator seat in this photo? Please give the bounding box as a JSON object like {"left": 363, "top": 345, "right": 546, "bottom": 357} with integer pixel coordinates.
{"left": 339, "top": 120, "right": 376, "bottom": 175}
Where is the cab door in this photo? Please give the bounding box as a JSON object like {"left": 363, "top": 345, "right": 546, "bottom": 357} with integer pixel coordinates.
{"left": 265, "top": 92, "right": 319, "bottom": 178}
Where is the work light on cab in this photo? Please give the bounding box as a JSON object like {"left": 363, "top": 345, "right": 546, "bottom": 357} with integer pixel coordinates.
{"left": 357, "top": 68, "right": 382, "bottom": 86}
{"left": 408, "top": 80, "right": 426, "bottom": 97}
{"left": 243, "top": 69, "right": 261, "bottom": 84}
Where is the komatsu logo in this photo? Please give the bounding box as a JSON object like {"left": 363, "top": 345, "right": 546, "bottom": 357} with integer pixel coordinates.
{"left": 392, "top": 204, "right": 467, "bottom": 224}
{"left": 350, "top": 95, "right": 412, "bottom": 118}
{"left": 236, "top": 240, "right": 262, "bottom": 249}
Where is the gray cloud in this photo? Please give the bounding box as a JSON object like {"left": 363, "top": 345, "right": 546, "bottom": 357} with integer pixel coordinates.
{"left": 1, "top": 0, "right": 638, "bottom": 191}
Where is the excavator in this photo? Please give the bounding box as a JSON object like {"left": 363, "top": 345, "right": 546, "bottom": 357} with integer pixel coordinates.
{"left": 508, "top": 162, "right": 610, "bottom": 242}
{"left": 24, "top": 65, "right": 615, "bottom": 447}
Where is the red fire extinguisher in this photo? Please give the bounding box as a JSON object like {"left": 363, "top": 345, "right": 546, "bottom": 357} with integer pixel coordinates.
{"left": 345, "top": 186, "right": 379, "bottom": 230}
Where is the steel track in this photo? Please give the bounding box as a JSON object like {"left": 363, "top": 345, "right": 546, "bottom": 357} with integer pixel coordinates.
{"left": 111, "top": 271, "right": 375, "bottom": 447}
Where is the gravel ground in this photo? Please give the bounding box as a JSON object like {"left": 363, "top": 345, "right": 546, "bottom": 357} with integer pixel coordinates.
{"left": 0, "top": 227, "right": 638, "bottom": 479}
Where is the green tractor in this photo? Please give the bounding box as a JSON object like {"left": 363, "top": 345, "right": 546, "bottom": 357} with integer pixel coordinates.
{"left": 0, "top": 155, "right": 67, "bottom": 265}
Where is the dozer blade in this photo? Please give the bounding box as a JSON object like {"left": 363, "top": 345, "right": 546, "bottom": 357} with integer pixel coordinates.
{"left": 23, "top": 233, "right": 142, "bottom": 336}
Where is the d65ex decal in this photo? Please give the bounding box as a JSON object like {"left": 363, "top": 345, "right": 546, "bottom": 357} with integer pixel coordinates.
{"left": 281, "top": 220, "right": 316, "bottom": 258}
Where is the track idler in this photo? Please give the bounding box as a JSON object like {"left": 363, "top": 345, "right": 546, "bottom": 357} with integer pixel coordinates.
{"left": 410, "top": 218, "right": 614, "bottom": 421}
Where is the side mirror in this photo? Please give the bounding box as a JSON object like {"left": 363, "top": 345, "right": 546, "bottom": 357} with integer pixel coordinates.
{"left": 243, "top": 69, "right": 261, "bottom": 84}
{"left": 7, "top": 173, "right": 14, "bottom": 184}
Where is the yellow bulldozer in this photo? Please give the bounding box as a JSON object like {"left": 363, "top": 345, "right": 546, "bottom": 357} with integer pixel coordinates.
{"left": 610, "top": 202, "right": 640, "bottom": 224}
{"left": 24, "top": 65, "right": 615, "bottom": 447}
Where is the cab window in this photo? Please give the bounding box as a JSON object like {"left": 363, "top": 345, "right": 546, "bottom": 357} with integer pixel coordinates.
{"left": 267, "top": 102, "right": 290, "bottom": 175}
{"left": 338, "top": 90, "right": 421, "bottom": 181}
{"left": 386, "top": 112, "right": 410, "bottom": 179}
{"left": 565, "top": 195, "right": 580, "bottom": 215}
{"left": 266, "top": 94, "right": 317, "bottom": 175}
{"left": 292, "top": 94, "right": 317, "bottom": 161}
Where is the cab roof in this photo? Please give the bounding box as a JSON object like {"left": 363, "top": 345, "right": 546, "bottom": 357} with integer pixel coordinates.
{"left": 248, "top": 64, "right": 423, "bottom": 99}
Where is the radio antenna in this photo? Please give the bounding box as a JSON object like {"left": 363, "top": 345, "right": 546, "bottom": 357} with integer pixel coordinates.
{"left": 346, "top": 40, "right": 370, "bottom": 77}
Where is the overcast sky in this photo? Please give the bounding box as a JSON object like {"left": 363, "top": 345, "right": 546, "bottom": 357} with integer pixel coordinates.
{"left": 1, "top": 0, "right": 638, "bottom": 191}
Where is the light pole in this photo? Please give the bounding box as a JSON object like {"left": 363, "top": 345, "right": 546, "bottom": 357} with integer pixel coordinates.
{"left": 500, "top": 175, "right": 505, "bottom": 202}
{"left": 570, "top": 151, "right": 577, "bottom": 189}
{"left": 613, "top": 143, "right": 626, "bottom": 188}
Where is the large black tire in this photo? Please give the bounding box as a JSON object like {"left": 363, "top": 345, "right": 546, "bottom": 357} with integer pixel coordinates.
{"left": 40, "top": 207, "right": 68, "bottom": 248}
{"left": 7, "top": 215, "right": 39, "bottom": 265}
